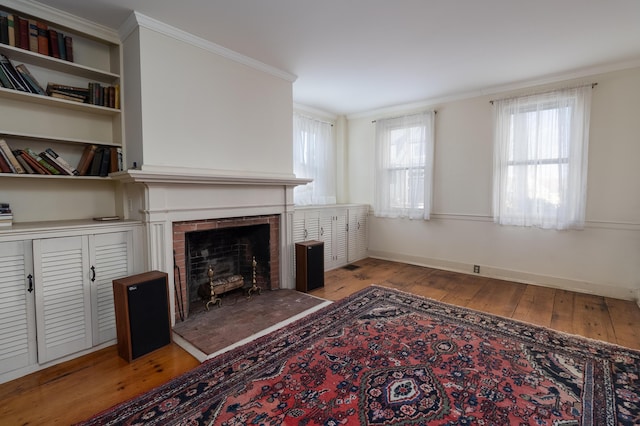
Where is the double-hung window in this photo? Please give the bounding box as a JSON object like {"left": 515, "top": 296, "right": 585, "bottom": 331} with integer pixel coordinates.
{"left": 492, "top": 86, "right": 592, "bottom": 229}
{"left": 293, "top": 113, "right": 336, "bottom": 205}
{"left": 374, "top": 111, "right": 435, "bottom": 219}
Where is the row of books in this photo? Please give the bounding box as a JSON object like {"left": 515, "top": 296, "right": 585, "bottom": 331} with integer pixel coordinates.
{"left": 0, "top": 139, "right": 123, "bottom": 177}
{"left": 0, "top": 53, "right": 120, "bottom": 108}
{"left": 0, "top": 202, "right": 12, "bottom": 227}
{"left": 0, "top": 10, "right": 73, "bottom": 62}
{"left": 48, "top": 82, "right": 120, "bottom": 109}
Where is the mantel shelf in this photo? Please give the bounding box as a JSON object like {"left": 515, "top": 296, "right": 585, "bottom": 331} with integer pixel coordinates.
{"left": 110, "top": 169, "right": 312, "bottom": 187}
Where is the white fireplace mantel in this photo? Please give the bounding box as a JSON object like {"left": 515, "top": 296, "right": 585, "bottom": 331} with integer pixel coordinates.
{"left": 111, "top": 169, "right": 311, "bottom": 187}
{"left": 112, "top": 169, "right": 311, "bottom": 324}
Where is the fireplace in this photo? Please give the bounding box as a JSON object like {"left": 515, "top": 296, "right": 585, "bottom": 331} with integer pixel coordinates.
{"left": 173, "top": 215, "right": 280, "bottom": 320}
{"left": 112, "top": 169, "right": 310, "bottom": 325}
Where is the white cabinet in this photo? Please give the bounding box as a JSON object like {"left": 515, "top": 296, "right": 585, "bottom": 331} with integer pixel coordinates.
{"left": 348, "top": 205, "right": 369, "bottom": 262}
{"left": 293, "top": 205, "right": 368, "bottom": 272}
{"left": 293, "top": 209, "right": 320, "bottom": 242}
{"left": 319, "top": 209, "right": 348, "bottom": 270}
{"left": 0, "top": 222, "right": 139, "bottom": 382}
{"left": 33, "top": 235, "right": 92, "bottom": 363}
{"left": 0, "top": 240, "right": 36, "bottom": 376}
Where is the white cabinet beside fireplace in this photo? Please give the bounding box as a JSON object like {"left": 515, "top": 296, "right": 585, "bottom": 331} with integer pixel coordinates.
{"left": 293, "top": 204, "right": 368, "bottom": 272}
{"left": 0, "top": 224, "right": 139, "bottom": 382}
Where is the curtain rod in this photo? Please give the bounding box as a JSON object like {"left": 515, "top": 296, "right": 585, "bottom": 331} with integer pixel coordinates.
{"left": 489, "top": 82, "right": 597, "bottom": 105}
{"left": 294, "top": 113, "right": 334, "bottom": 127}
{"left": 371, "top": 110, "right": 437, "bottom": 123}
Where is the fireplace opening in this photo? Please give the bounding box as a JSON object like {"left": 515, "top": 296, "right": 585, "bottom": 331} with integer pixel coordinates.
{"left": 172, "top": 214, "right": 281, "bottom": 321}
{"left": 186, "top": 224, "right": 270, "bottom": 310}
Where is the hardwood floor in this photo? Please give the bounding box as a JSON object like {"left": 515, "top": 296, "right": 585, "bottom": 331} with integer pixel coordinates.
{"left": 2, "top": 258, "right": 639, "bottom": 425}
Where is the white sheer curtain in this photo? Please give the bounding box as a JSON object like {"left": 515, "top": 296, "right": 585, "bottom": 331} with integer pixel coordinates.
{"left": 492, "top": 86, "right": 592, "bottom": 230}
{"left": 374, "top": 111, "right": 435, "bottom": 219}
{"left": 293, "top": 113, "right": 336, "bottom": 205}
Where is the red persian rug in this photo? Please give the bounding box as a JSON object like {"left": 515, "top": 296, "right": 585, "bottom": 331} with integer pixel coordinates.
{"left": 78, "top": 285, "right": 640, "bottom": 425}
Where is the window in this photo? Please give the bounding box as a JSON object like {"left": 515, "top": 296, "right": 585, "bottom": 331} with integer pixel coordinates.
{"left": 374, "top": 111, "right": 435, "bottom": 219}
{"left": 293, "top": 113, "right": 336, "bottom": 205}
{"left": 492, "top": 86, "right": 592, "bottom": 229}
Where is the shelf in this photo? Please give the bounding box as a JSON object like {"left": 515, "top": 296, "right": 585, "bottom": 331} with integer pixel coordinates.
{"left": 0, "top": 39, "right": 119, "bottom": 82}
{"left": 0, "top": 131, "right": 121, "bottom": 147}
{"left": 0, "top": 86, "right": 120, "bottom": 115}
{"left": 0, "top": 172, "right": 114, "bottom": 180}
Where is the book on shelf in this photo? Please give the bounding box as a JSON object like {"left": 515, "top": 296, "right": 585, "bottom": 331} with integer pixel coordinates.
{"left": 48, "top": 89, "right": 86, "bottom": 102}
{"left": 48, "top": 29, "right": 59, "bottom": 59}
{"left": 7, "top": 13, "right": 15, "bottom": 46}
{"left": 27, "top": 19, "right": 38, "bottom": 53}
{"left": 64, "top": 35, "right": 73, "bottom": 62}
{"left": 0, "top": 149, "right": 13, "bottom": 172}
{"left": 109, "top": 147, "right": 121, "bottom": 173}
{"left": 23, "top": 147, "right": 59, "bottom": 174}
{"left": 36, "top": 21, "right": 48, "bottom": 55}
{"left": 0, "top": 54, "right": 29, "bottom": 92}
{"left": 0, "top": 12, "right": 8, "bottom": 45}
{"left": 89, "top": 146, "right": 104, "bottom": 176}
{"left": 0, "top": 64, "right": 12, "bottom": 89}
{"left": 56, "top": 31, "right": 66, "bottom": 60}
{"left": 77, "top": 144, "right": 98, "bottom": 176}
{"left": 46, "top": 83, "right": 88, "bottom": 102}
{"left": 14, "top": 149, "right": 48, "bottom": 174}
{"left": 15, "top": 64, "right": 46, "bottom": 95}
{"left": 0, "top": 139, "right": 25, "bottom": 173}
{"left": 13, "top": 151, "right": 34, "bottom": 173}
{"left": 45, "top": 148, "right": 79, "bottom": 175}
{"left": 17, "top": 17, "right": 28, "bottom": 50}
{"left": 39, "top": 150, "right": 70, "bottom": 175}
{"left": 98, "top": 147, "right": 111, "bottom": 176}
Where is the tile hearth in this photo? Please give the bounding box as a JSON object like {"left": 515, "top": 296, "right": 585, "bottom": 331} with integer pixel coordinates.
{"left": 172, "top": 289, "right": 328, "bottom": 358}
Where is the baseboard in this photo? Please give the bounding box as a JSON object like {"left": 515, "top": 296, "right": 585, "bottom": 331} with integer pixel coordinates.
{"left": 368, "top": 250, "right": 637, "bottom": 301}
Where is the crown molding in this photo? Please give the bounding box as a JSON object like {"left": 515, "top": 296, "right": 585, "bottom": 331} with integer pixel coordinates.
{"left": 119, "top": 11, "right": 296, "bottom": 83}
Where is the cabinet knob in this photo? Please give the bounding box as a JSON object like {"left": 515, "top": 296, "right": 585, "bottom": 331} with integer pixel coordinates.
{"left": 320, "top": 227, "right": 324, "bottom": 236}
{"left": 90, "top": 266, "right": 96, "bottom": 282}
{"left": 27, "top": 274, "right": 33, "bottom": 293}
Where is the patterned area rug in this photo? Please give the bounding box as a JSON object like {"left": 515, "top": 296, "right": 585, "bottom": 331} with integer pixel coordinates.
{"left": 78, "top": 285, "right": 640, "bottom": 425}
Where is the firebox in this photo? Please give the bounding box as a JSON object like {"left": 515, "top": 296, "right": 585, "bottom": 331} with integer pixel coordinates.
{"left": 172, "top": 215, "right": 280, "bottom": 321}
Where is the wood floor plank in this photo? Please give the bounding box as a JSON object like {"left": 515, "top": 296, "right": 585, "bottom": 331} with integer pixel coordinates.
{"left": 512, "top": 285, "right": 556, "bottom": 327}
{"left": 571, "top": 293, "right": 617, "bottom": 343}
{"left": 605, "top": 298, "right": 640, "bottom": 350}
{"left": 464, "top": 278, "right": 527, "bottom": 318}
{"left": 550, "top": 289, "right": 576, "bottom": 335}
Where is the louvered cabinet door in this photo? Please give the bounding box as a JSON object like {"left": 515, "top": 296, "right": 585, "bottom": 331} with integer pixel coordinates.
{"left": 0, "top": 240, "right": 36, "bottom": 376}
{"left": 89, "top": 231, "right": 133, "bottom": 346}
{"left": 33, "top": 236, "right": 92, "bottom": 364}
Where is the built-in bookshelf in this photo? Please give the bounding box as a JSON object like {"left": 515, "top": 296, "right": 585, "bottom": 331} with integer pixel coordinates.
{"left": 0, "top": 0, "right": 125, "bottom": 223}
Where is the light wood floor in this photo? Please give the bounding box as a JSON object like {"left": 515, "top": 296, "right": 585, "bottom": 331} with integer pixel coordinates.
{"left": 2, "top": 258, "right": 639, "bottom": 425}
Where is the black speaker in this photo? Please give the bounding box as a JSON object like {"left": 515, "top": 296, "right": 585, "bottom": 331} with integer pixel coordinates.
{"left": 296, "top": 240, "right": 324, "bottom": 292}
{"left": 113, "top": 271, "right": 172, "bottom": 361}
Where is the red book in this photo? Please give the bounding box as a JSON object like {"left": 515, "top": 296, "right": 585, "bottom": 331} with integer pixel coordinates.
{"left": 37, "top": 21, "right": 48, "bottom": 56}
{"left": 48, "top": 29, "right": 60, "bottom": 58}
{"left": 77, "top": 144, "right": 97, "bottom": 175}
{"left": 64, "top": 35, "right": 73, "bottom": 62}
{"left": 17, "top": 17, "right": 29, "bottom": 50}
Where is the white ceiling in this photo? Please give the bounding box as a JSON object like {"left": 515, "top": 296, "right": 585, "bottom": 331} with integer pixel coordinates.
{"left": 30, "top": 0, "right": 640, "bottom": 115}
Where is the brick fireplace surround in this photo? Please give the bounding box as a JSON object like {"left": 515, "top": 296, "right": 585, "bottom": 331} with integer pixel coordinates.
{"left": 113, "top": 169, "right": 310, "bottom": 325}
{"left": 173, "top": 214, "right": 280, "bottom": 320}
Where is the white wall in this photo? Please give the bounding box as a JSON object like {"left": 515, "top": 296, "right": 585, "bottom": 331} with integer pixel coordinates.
{"left": 347, "top": 66, "right": 640, "bottom": 300}
{"left": 124, "top": 19, "right": 295, "bottom": 178}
